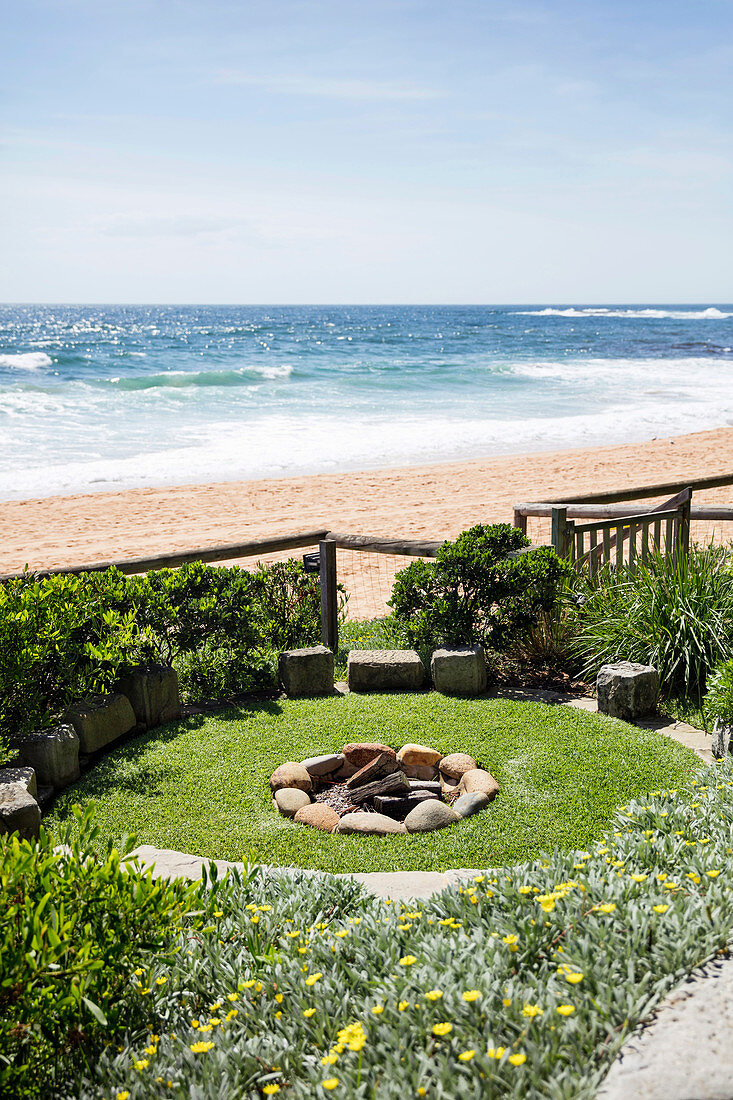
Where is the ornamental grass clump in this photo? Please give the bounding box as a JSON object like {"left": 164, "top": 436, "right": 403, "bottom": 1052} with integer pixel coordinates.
{"left": 572, "top": 543, "right": 733, "bottom": 698}
{"left": 59, "top": 762, "right": 733, "bottom": 1100}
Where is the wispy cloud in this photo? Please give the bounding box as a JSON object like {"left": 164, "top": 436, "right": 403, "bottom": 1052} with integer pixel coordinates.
{"left": 214, "top": 70, "right": 441, "bottom": 101}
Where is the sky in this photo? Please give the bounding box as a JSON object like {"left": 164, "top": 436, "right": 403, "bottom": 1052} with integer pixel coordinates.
{"left": 2, "top": 0, "right": 732, "bottom": 303}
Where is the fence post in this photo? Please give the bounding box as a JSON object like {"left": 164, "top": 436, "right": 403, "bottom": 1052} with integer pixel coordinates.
{"left": 551, "top": 507, "right": 570, "bottom": 559}
{"left": 679, "top": 487, "right": 692, "bottom": 556}
{"left": 319, "top": 539, "right": 338, "bottom": 652}
{"left": 513, "top": 508, "right": 528, "bottom": 536}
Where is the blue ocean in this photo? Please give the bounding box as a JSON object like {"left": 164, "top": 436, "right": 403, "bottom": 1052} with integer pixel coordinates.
{"left": 0, "top": 304, "right": 731, "bottom": 501}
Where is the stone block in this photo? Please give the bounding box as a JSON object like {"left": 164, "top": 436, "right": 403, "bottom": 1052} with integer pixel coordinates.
{"left": 342, "top": 742, "right": 396, "bottom": 770}
{"left": 18, "top": 725, "right": 80, "bottom": 788}
{"left": 64, "top": 692, "right": 136, "bottom": 754}
{"left": 453, "top": 791, "right": 489, "bottom": 818}
{"left": 294, "top": 803, "right": 339, "bottom": 832}
{"left": 0, "top": 766, "right": 37, "bottom": 799}
{"left": 396, "top": 743, "right": 442, "bottom": 767}
{"left": 278, "top": 646, "right": 334, "bottom": 697}
{"left": 439, "top": 753, "right": 477, "bottom": 781}
{"left": 347, "top": 650, "right": 425, "bottom": 693}
{"left": 270, "top": 762, "right": 312, "bottom": 793}
{"left": 404, "top": 800, "right": 460, "bottom": 833}
{"left": 596, "top": 662, "right": 659, "bottom": 721}
{"left": 431, "top": 645, "right": 487, "bottom": 696}
{"left": 115, "top": 664, "right": 181, "bottom": 727}
{"left": 274, "top": 788, "right": 311, "bottom": 818}
{"left": 453, "top": 768, "right": 500, "bottom": 801}
{"left": 335, "top": 811, "right": 408, "bottom": 836}
{"left": 301, "top": 753, "right": 345, "bottom": 777}
{"left": 0, "top": 785, "right": 41, "bottom": 840}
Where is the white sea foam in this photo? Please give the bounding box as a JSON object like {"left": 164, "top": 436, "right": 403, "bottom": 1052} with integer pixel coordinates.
{"left": 0, "top": 351, "right": 53, "bottom": 370}
{"left": 515, "top": 307, "right": 732, "bottom": 320}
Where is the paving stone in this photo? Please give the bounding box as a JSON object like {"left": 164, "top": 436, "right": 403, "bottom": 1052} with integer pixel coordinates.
{"left": 335, "top": 811, "right": 408, "bottom": 836}
{"left": 596, "top": 661, "right": 659, "bottom": 721}
{"left": 404, "top": 800, "right": 460, "bottom": 832}
{"left": 18, "top": 724, "right": 80, "bottom": 788}
{"left": 347, "top": 650, "right": 425, "bottom": 693}
{"left": 431, "top": 645, "right": 487, "bottom": 696}
{"left": 278, "top": 646, "right": 334, "bottom": 697}
{"left": 301, "top": 753, "right": 345, "bottom": 777}
{"left": 453, "top": 791, "right": 490, "bottom": 818}
{"left": 64, "top": 692, "right": 136, "bottom": 754}
{"left": 269, "top": 761, "right": 312, "bottom": 793}
{"left": 294, "top": 803, "right": 339, "bottom": 832}
{"left": 274, "top": 788, "right": 311, "bottom": 818}
{"left": 115, "top": 664, "right": 180, "bottom": 727}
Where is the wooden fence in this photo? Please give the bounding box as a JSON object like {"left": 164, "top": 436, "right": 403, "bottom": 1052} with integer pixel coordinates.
{"left": 0, "top": 528, "right": 442, "bottom": 653}
{"left": 515, "top": 473, "right": 733, "bottom": 575}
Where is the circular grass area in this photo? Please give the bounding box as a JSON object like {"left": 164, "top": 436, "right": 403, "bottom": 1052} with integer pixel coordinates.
{"left": 46, "top": 693, "right": 699, "bottom": 872}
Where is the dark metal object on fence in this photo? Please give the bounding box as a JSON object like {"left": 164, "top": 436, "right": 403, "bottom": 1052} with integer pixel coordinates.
{"left": 319, "top": 539, "right": 338, "bottom": 652}
{"left": 302, "top": 552, "right": 320, "bottom": 574}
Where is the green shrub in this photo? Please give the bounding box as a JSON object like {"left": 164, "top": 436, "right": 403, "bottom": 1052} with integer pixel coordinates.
{"left": 247, "top": 557, "right": 347, "bottom": 651}
{"left": 174, "top": 640, "right": 277, "bottom": 702}
{"left": 0, "top": 570, "right": 138, "bottom": 742}
{"left": 389, "top": 524, "right": 573, "bottom": 653}
{"left": 572, "top": 544, "right": 733, "bottom": 698}
{"left": 705, "top": 659, "right": 733, "bottom": 725}
{"left": 0, "top": 807, "right": 207, "bottom": 1099}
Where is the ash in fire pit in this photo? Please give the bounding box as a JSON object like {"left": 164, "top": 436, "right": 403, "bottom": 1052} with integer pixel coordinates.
{"left": 271, "top": 742, "right": 500, "bottom": 836}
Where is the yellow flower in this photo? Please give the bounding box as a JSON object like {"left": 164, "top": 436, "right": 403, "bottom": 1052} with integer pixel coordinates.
{"left": 334, "top": 930, "right": 349, "bottom": 938}
{"left": 399, "top": 955, "right": 417, "bottom": 966}
{"left": 687, "top": 873, "right": 701, "bottom": 884}
{"left": 225, "top": 1009, "right": 238, "bottom": 1021}
{"left": 417, "top": 1090, "right": 427, "bottom": 1097}
{"left": 242, "top": 980, "right": 256, "bottom": 989}
{"left": 190, "top": 1041, "right": 215, "bottom": 1053}
{"left": 502, "top": 933, "right": 519, "bottom": 945}
{"left": 398, "top": 924, "right": 413, "bottom": 932}
{"left": 156, "top": 976, "right": 167, "bottom": 986}
{"left": 565, "top": 973, "right": 583, "bottom": 984}
{"left": 459, "top": 1049, "right": 476, "bottom": 1061}
{"left": 372, "top": 1005, "right": 384, "bottom": 1015}
{"left": 322, "top": 1054, "right": 338, "bottom": 1065}
{"left": 398, "top": 1000, "right": 409, "bottom": 1011}
{"left": 502, "top": 997, "right": 511, "bottom": 1007}
{"left": 117, "top": 1093, "right": 130, "bottom": 1100}
{"left": 519, "top": 885, "right": 532, "bottom": 895}
{"left": 144, "top": 1045, "right": 157, "bottom": 1055}
{"left": 522, "top": 1003, "right": 543, "bottom": 1018}
{"left": 322, "top": 1079, "right": 339, "bottom": 1091}
{"left": 213, "top": 910, "right": 224, "bottom": 918}
{"left": 250, "top": 913, "right": 260, "bottom": 924}
{"left": 303, "top": 1008, "right": 317, "bottom": 1018}
{"left": 134, "top": 1059, "right": 149, "bottom": 1071}
{"left": 487, "top": 1046, "right": 506, "bottom": 1059}
{"left": 508, "top": 1053, "right": 527, "bottom": 1066}
{"left": 663, "top": 882, "right": 679, "bottom": 891}
{"left": 263, "top": 1087, "right": 280, "bottom": 1096}
{"left": 305, "top": 973, "right": 322, "bottom": 986}
{"left": 556, "top": 1004, "right": 575, "bottom": 1016}
{"left": 134, "top": 968, "right": 143, "bottom": 977}
{"left": 462, "top": 990, "right": 480, "bottom": 1002}
{"left": 209, "top": 1017, "right": 221, "bottom": 1026}
{"left": 653, "top": 904, "right": 670, "bottom": 913}
{"left": 597, "top": 903, "right": 616, "bottom": 914}
{"left": 432, "top": 1023, "right": 452, "bottom": 1036}
{"left": 426, "top": 990, "right": 443, "bottom": 1001}
{"left": 630, "top": 874, "right": 647, "bottom": 883}
{"left": 706, "top": 869, "right": 721, "bottom": 878}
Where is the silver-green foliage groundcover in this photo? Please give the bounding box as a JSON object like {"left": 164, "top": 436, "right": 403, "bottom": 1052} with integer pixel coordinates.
{"left": 86, "top": 764, "right": 733, "bottom": 1100}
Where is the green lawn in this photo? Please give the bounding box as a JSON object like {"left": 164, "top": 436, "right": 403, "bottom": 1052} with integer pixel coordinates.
{"left": 46, "top": 693, "right": 698, "bottom": 872}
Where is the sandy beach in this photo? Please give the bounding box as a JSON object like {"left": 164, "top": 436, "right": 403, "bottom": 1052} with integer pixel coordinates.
{"left": 1, "top": 425, "right": 732, "bottom": 618}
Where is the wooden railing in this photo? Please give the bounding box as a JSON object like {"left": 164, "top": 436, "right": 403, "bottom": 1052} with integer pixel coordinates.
{"left": 550, "top": 492, "right": 691, "bottom": 577}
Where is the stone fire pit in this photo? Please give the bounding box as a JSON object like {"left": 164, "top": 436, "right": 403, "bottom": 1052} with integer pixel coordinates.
{"left": 270, "top": 741, "right": 499, "bottom": 835}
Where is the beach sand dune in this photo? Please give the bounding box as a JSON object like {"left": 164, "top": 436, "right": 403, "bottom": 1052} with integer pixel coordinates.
{"left": 1, "top": 426, "right": 732, "bottom": 619}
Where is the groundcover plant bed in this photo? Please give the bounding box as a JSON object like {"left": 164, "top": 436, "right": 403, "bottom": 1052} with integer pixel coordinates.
{"left": 46, "top": 695, "right": 697, "bottom": 872}
{"left": 46, "top": 763, "right": 733, "bottom": 1099}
